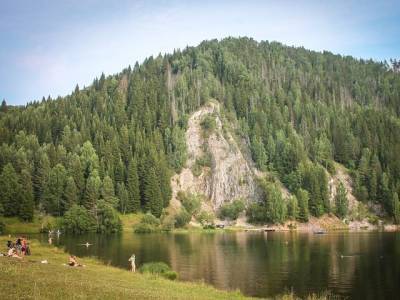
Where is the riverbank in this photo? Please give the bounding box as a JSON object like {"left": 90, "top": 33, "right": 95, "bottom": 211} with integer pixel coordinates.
{"left": 0, "top": 236, "right": 251, "bottom": 300}
{"left": 215, "top": 213, "right": 399, "bottom": 233}
{"left": 1, "top": 213, "right": 397, "bottom": 235}
{"left": 0, "top": 236, "right": 337, "bottom": 300}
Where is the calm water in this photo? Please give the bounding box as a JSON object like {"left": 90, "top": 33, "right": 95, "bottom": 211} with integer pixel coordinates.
{"left": 36, "top": 231, "right": 400, "bottom": 299}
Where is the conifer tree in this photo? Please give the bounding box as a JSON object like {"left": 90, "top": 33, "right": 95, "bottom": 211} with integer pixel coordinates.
{"left": 69, "top": 153, "right": 85, "bottom": 198}
{"left": 144, "top": 167, "right": 163, "bottom": 217}
{"left": 33, "top": 151, "right": 50, "bottom": 204}
{"left": 101, "top": 175, "right": 118, "bottom": 208}
{"left": 127, "top": 158, "right": 141, "bottom": 212}
{"left": 297, "top": 188, "right": 310, "bottom": 222}
{"left": 0, "top": 163, "right": 21, "bottom": 216}
{"left": 287, "top": 195, "right": 299, "bottom": 220}
{"left": 393, "top": 192, "right": 400, "bottom": 224}
{"left": 43, "top": 164, "right": 67, "bottom": 216}
{"left": 84, "top": 171, "right": 101, "bottom": 210}
{"left": 335, "top": 182, "right": 348, "bottom": 219}
{"left": 19, "top": 169, "right": 35, "bottom": 221}
{"left": 117, "top": 183, "right": 129, "bottom": 214}
{"left": 64, "top": 176, "right": 78, "bottom": 210}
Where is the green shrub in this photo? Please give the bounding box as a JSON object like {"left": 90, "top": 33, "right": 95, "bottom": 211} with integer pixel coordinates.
{"left": 163, "top": 270, "right": 178, "bottom": 280}
{"left": 139, "top": 262, "right": 178, "bottom": 280}
{"left": 203, "top": 224, "right": 216, "bottom": 230}
{"left": 175, "top": 208, "right": 191, "bottom": 228}
{"left": 219, "top": 200, "right": 245, "bottom": 220}
{"left": 368, "top": 214, "right": 379, "bottom": 225}
{"left": 200, "top": 115, "right": 216, "bottom": 137}
{"left": 178, "top": 192, "right": 202, "bottom": 216}
{"left": 61, "top": 205, "right": 97, "bottom": 234}
{"left": 133, "top": 213, "right": 161, "bottom": 233}
{"left": 196, "top": 210, "right": 214, "bottom": 225}
{"left": 246, "top": 203, "right": 267, "bottom": 224}
{"left": 161, "top": 215, "right": 175, "bottom": 231}
{"left": 134, "top": 223, "right": 156, "bottom": 234}
{"left": 96, "top": 200, "right": 122, "bottom": 233}
{"left": 191, "top": 153, "right": 212, "bottom": 177}
{"left": 141, "top": 213, "right": 161, "bottom": 226}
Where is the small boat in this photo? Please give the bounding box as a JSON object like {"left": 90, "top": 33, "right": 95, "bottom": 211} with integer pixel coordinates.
{"left": 264, "top": 228, "right": 276, "bottom": 232}
{"left": 313, "top": 230, "right": 326, "bottom": 234}
{"left": 216, "top": 224, "right": 225, "bottom": 229}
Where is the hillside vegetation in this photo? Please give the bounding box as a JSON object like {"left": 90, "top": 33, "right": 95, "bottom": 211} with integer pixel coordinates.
{"left": 0, "top": 37, "right": 400, "bottom": 230}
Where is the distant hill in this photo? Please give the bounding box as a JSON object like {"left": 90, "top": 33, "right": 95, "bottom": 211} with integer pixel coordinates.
{"left": 0, "top": 37, "right": 399, "bottom": 227}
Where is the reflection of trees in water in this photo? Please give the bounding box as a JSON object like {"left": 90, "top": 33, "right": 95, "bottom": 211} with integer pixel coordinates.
{"left": 38, "top": 231, "right": 400, "bottom": 299}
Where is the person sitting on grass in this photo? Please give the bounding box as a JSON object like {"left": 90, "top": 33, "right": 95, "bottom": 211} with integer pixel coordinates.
{"left": 6, "top": 240, "right": 13, "bottom": 249}
{"left": 7, "top": 247, "right": 22, "bottom": 259}
{"left": 15, "top": 237, "right": 22, "bottom": 254}
{"left": 68, "top": 255, "right": 84, "bottom": 267}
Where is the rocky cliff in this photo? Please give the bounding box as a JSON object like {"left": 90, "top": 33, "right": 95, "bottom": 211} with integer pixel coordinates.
{"left": 170, "top": 101, "right": 260, "bottom": 211}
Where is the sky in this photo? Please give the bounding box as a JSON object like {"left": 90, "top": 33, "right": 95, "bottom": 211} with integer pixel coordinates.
{"left": 1, "top": 0, "right": 399, "bottom": 105}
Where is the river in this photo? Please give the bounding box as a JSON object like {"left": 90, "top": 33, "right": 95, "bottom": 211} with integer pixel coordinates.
{"left": 36, "top": 231, "right": 400, "bottom": 299}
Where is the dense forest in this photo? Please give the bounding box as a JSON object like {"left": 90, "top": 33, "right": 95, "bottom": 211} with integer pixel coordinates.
{"left": 0, "top": 37, "right": 399, "bottom": 230}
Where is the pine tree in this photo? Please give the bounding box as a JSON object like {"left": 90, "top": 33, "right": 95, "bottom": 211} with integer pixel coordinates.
{"left": 33, "top": 151, "right": 50, "bottom": 204}
{"left": 335, "top": 182, "right": 348, "bottom": 219}
{"left": 84, "top": 171, "right": 101, "bottom": 210}
{"left": 127, "top": 159, "right": 141, "bottom": 212}
{"left": 0, "top": 163, "right": 21, "bottom": 216}
{"left": 69, "top": 153, "right": 85, "bottom": 198}
{"left": 251, "top": 135, "right": 268, "bottom": 170}
{"left": 379, "top": 172, "right": 391, "bottom": 212}
{"left": 157, "top": 152, "right": 172, "bottom": 208}
{"left": 392, "top": 192, "right": 400, "bottom": 224}
{"left": 80, "top": 141, "right": 99, "bottom": 178}
{"left": 0, "top": 99, "right": 7, "bottom": 113}
{"left": 117, "top": 183, "right": 129, "bottom": 214}
{"left": 114, "top": 159, "right": 125, "bottom": 186}
{"left": 287, "top": 195, "right": 299, "bottom": 220}
{"left": 43, "top": 164, "right": 67, "bottom": 216}
{"left": 18, "top": 169, "right": 34, "bottom": 221}
{"left": 297, "top": 188, "right": 310, "bottom": 222}
{"left": 64, "top": 176, "right": 78, "bottom": 210}
{"left": 101, "top": 175, "right": 118, "bottom": 208}
{"left": 144, "top": 167, "right": 163, "bottom": 217}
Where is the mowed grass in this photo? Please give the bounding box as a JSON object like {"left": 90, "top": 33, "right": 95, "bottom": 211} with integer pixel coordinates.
{"left": 0, "top": 236, "right": 252, "bottom": 300}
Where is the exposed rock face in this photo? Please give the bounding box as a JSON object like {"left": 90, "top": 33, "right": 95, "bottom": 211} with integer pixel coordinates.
{"left": 170, "top": 101, "right": 260, "bottom": 211}
{"left": 328, "top": 164, "right": 358, "bottom": 210}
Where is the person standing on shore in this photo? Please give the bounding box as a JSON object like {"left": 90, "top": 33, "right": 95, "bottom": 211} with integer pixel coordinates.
{"left": 128, "top": 254, "right": 136, "bottom": 272}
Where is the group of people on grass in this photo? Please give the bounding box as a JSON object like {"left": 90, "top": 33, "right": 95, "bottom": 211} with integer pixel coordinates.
{"left": 2, "top": 235, "right": 136, "bottom": 273}
{"left": 5, "top": 237, "right": 31, "bottom": 259}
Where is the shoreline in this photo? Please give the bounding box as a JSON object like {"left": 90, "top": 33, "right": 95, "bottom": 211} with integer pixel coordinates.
{"left": 1, "top": 213, "right": 399, "bottom": 235}
{"left": 0, "top": 236, "right": 253, "bottom": 300}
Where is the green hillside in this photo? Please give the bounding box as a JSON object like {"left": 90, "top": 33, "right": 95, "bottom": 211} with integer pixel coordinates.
{"left": 0, "top": 37, "right": 399, "bottom": 229}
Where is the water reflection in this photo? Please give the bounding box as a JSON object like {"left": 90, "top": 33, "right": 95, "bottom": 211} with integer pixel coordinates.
{"left": 36, "top": 231, "right": 400, "bottom": 299}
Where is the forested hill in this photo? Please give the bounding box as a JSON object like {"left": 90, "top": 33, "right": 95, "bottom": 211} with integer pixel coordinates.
{"left": 0, "top": 37, "right": 400, "bottom": 227}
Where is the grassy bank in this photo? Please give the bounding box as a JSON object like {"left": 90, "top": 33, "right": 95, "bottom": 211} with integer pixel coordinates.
{"left": 0, "top": 215, "right": 57, "bottom": 234}
{"left": 0, "top": 236, "right": 251, "bottom": 300}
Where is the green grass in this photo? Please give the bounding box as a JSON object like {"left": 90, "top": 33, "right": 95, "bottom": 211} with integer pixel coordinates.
{"left": 0, "top": 215, "right": 57, "bottom": 234}
{"left": 2, "top": 213, "right": 144, "bottom": 234}
{"left": 0, "top": 236, "right": 335, "bottom": 300}
{"left": 0, "top": 236, "right": 252, "bottom": 300}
